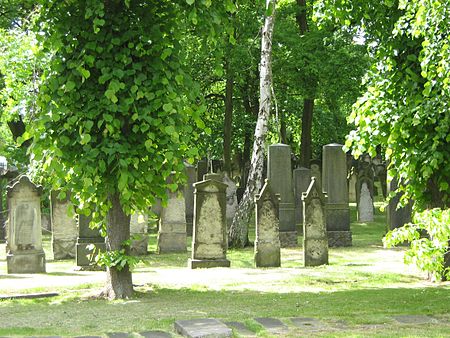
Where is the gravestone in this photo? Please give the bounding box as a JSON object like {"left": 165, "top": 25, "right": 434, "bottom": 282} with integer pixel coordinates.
{"left": 302, "top": 177, "right": 329, "bottom": 266}
{"left": 223, "top": 173, "right": 238, "bottom": 228}
{"left": 175, "top": 318, "right": 232, "bottom": 338}
{"left": 76, "top": 213, "right": 106, "bottom": 269}
{"left": 267, "top": 144, "right": 296, "bottom": 247}
{"left": 254, "top": 179, "right": 281, "bottom": 267}
{"left": 386, "top": 177, "right": 413, "bottom": 230}
{"left": 184, "top": 163, "right": 196, "bottom": 236}
{"left": 6, "top": 175, "right": 46, "bottom": 273}
{"left": 196, "top": 158, "right": 208, "bottom": 182}
{"left": 293, "top": 167, "right": 311, "bottom": 235}
{"left": 189, "top": 174, "right": 230, "bottom": 268}
{"left": 130, "top": 212, "right": 148, "bottom": 255}
{"left": 348, "top": 172, "right": 357, "bottom": 203}
{"left": 322, "top": 143, "right": 352, "bottom": 247}
{"left": 157, "top": 180, "right": 187, "bottom": 253}
{"left": 50, "top": 191, "right": 77, "bottom": 260}
{"left": 310, "top": 161, "right": 322, "bottom": 191}
{"left": 358, "top": 182, "right": 374, "bottom": 222}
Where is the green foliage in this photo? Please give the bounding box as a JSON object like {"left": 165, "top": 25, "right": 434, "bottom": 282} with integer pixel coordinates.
{"left": 384, "top": 208, "right": 450, "bottom": 281}
{"left": 89, "top": 243, "right": 139, "bottom": 271}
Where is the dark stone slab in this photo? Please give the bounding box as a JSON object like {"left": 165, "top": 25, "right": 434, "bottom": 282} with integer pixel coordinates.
{"left": 139, "top": 331, "right": 172, "bottom": 338}
{"left": 0, "top": 292, "right": 59, "bottom": 300}
{"left": 175, "top": 318, "right": 232, "bottom": 338}
{"left": 254, "top": 317, "right": 289, "bottom": 333}
{"left": 106, "top": 333, "right": 132, "bottom": 338}
{"left": 393, "top": 315, "right": 437, "bottom": 324}
{"left": 73, "top": 336, "right": 102, "bottom": 338}
{"left": 225, "top": 322, "right": 256, "bottom": 337}
{"left": 290, "top": 317, "right": 328, "bottom": 331}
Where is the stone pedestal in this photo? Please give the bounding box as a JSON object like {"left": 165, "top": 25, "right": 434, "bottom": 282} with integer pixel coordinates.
{"left": 76, "top": 214, "right": 105, "bottom": 269}
{"left": 267, "top": 144, "right": 297, "bottom": 247}
{"left": 6, "top": 175, "right": 46, "bottom": 273}
{"left": 50, "top": 191, "right": 77, "bottom": 260}
{"left": 322, "top": 144, "right": 352, "bottom": 247}
{"left": 189, "top": 175, "right": 230, "bottom": 269}
{"left": 184, "top": 163, "right": 196, "bottom": 236}
{"left": 294, "top": 167, "right": 311, "bottom": 235}
{"left": 130, "top": 212, "right": 148, "bottom": 255}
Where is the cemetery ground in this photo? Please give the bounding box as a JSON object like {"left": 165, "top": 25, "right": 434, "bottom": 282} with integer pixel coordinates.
{"left": 0, "top": 203, "right": 449, "bottom": 337}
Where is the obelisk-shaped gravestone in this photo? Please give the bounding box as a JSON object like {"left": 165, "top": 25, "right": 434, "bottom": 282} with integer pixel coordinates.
{"left": 254, "top": 179, "right": 281, "bottom": 267}
{"left": 293, "top": 167, "right": 311, "bottom": 235}
{"left": 302, "top": 177, "right": 329, "bottom": 267}
{"left": 130, "top": 212, "right": 148, "bottom": 255}
{"left": 267, "top": 144, "right": 297, "bottom": 247}
{"left": 51, "top": 191, "right": 77, "bottom": 260}
{"left": 6, "top": 175, "right": 46, "bottom": 273}
{"left": 322, "top": 143, "right": 352, "bottom": 247}
{"left": 189, "top": 173, "right": 230, "bottom": 268}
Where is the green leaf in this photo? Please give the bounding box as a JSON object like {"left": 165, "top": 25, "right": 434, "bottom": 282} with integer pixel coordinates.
{"left": 186, "top": 0, "right": 194, "bottom": 4}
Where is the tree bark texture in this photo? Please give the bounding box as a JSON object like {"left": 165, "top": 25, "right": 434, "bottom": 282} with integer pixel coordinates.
{"left": 223, "top": 67, "right": 234, "bottom": 176}
{"left": 299, "top": 98, "right": 314, "bottom": 167}
{"left": 104, "top": 192, "right": 133, "bottom": 299}
{"left": 228, "top": 0, "right": 277, "bottom": 248}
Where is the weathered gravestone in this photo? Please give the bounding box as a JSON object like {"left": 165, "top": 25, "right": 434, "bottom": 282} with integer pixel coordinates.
{"left": 254, "top": 179, "right": 281, "bottom": 267}
{"left": 196, "top": 158, "right": 208, "bottom": 182}
{"left": 356, "top": 155, "right": 374, "bottom": 222}
{"left": 189, "top": 173, "right": 230, "bottom": 268}
{"left": 6, "top": 175, "right": 46, "bottom": 273}
{"left": 322, "top": 143, "right": 352, "bottom": 247}
{"left": 50, "top": 191, "right": 77, "bottom": 260}
{"left": 386, "top": 177, "right": 413, "bottom": 230}
{"left": 76, "top": 214, "right": 106, "bottom": 269}
{"left": 302, "top": 177, "right": 329, "bottom": 266}
{"left": 348, "top": 172, "right": 357, "bottom": 203}
{"left": 157, "top": 182, "right": 187, "bottom": 253}
{"left": 267, "top": 144, "right": 297, "bottom": 247}
{"left": 130, "top": 212, "right": 148, "bottom": 255}
{"left": 293, "top": 167, "right": 311, "bottom": 235}
{"left": 223, "top": 173, "right": 238, "bottom": 228}
{"left": 184, "top": 163, "right": 196, "bottom": 236}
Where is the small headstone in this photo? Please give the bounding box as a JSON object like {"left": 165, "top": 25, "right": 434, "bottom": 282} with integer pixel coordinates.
{"left": 290, "top": 317, "right": 327, "bottom": 331}
{"left": 293, "top": 167, "right": 311, "bottom": 234}
{"left": 225, "top": 322, "right": 256, "bottom": 337}
{"left": 254, "top": 318, "right": 288, "bottom": 334}
{"left": 357, "top": 182, "right": 374, "bottom": 222}
{"left": 139, "top": 331, "right": 172, "bottom": 338}
{"left": 50, "top": 191, "right": 77, "bottom": 260}
{"left": 6, "top": 175, "right": 46, "bottom": 274}
{"left": 76, "top": 214, "right": 106, "bottom": 269}
{"left": 393, "top": 315, "right": 437, "bottom": 324}
{"left": 175, "top": 318, "right": 232, "bottom": 338}
{"left": 302, "top": 177, "right": 329, "bottom": 267}
{"left": 322, "top": 143, "right": 352, "bottom": 247}
{"left": 106, "top": 333, "right": 131, "bottom": 338}
{"left": 254, "top": 180, "right": 281, "bottom": 268}
{"left": 157, "top": 179, "right": 187, "bottom": 253}
{"left": 130, "top": 212, "right": 148, "bottom": 255}
{"left": 222, "top": 174, "right": 238, "bottom": 228}
{"left": 356, "top": 156, "right": 374, "bottom": 222}
{"left": 189, "top": 175, "right": 230, "bottom": 269}
{"left": 267, "top": 144, "right": 297, "bottom": 247}
{"left": 184, "top": 163, "right": 196, "bottom": 236}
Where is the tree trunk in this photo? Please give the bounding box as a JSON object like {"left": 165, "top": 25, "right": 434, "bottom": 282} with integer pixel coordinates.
{"left": 299, "top": 98, "right": 314, "bottom": 167}
{"left": 223, "top": 65, "right": 234, "bottom": 176}
{"left": 103, "top": 192, "right": 133, "bottom": 299}
{"left": 0, "top": 182, "right": 5, "bottom": 241}
{"left": 228, "top": 0, "right": 277, "bottom": 248}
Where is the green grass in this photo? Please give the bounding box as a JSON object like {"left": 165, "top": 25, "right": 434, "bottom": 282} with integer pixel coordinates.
{"left": 0, "top": 203, "right": 449, "bottom": 337}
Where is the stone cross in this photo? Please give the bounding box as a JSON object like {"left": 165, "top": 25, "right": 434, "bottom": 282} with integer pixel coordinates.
{"left": 302, "top": 177, "right": 329, "bottom": 267}
{"left": 6, "top": 175, "right": 46, "bottom": 273}
{"left": 189, "top": 173, "right": 230, "bottom": 268}
{"left": 50, "top": 191, "right": 77, "bottom": 260}
{"left": 254, "top": 179, "right": 281, "bottom": 267}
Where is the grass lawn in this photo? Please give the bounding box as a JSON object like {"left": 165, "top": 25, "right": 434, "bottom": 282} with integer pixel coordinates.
{"left": 0, "top": 202, "right": 449, "bottom": 337}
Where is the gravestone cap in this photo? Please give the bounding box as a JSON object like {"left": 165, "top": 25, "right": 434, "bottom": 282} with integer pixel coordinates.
{"left": 7, "top": 175, "right": 43, "bottom": 197}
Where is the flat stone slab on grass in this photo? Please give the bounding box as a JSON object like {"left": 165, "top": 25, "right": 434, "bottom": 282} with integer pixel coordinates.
{"left": 0, "top": 292, "right": 59, "bottom": 300}
{"left": 175, "top": 318, "right": 232, "bottom": 338}
{"left": 254, "top": 317, "right": 289, "bottom": 334}
{"left": 107, "top": 333, "right": 132, "bottom": 338}
{"left": 290, "top": 317, "right": 328, "bottom": 331}
{"left": 139, "top": 331, "right": 173, "bottom": 338}
{"left": 225, "top": 322, "right": 256, "bottom": 337}
{"left": 393, "top": 315, "right": 437, "bottom": 324}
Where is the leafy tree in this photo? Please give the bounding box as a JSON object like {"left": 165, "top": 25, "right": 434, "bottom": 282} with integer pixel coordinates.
{"left": 29, "top": 0, "right": 232, "bottom": 299}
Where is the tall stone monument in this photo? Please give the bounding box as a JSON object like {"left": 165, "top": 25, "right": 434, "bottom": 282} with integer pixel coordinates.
{"left": 322, "top": 143, "right": 352, "bottom": 247}
{"left": 267, "top": 144, "right": 297, "bottom": 247}
{"left": 50, "top": 191, "right": 77, "bottom": 260}
{"left": 76, "top": 214, "right": 106, "bottom": 269}
{"left": 184, "top": 163, "right": 196, "bottom": 236}
{"left": 6, "top": 175, "right": 46, "bottom": 273}
{"left": 293, "top": 167, "right": 311, "bottom": 235}
{"left": 130, "top": 212, "right": 148, "bottom": 255}
{"left": 254, "top": 179, "right": 281, "bottom": 267}
{"left": 189, "top": 173, "right": 230, "bottom": 268}
{"left": 157, "top": 184, "right": 187, "bottom": 253}
{"left": 302, "top": 177, "right": 329, "bottom": 267}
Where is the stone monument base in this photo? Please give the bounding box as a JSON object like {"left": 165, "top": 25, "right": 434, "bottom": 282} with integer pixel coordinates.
{"left": 52, "top": 239, "right": 76, "bottom": 260}
{"left": 327, "top": 231, "right": 352, "bottom": 247}
{"left": 279, "top": 231, "right": 298, "bottom": 248}
{"left": 157, "top": 232, "right": 187, "bottom": 253}
{"left": 76, "top": 239, "right": 106, "bottom": 268}
{"left": 7, "top": 250, "right": 46, "bottom": 274}
{"left": 188, "top": 258, "right": 230, "bottom": 269}
{"left": 255, "top": 243, "right": 281, "bottom": 267}
{"left": 130, "top": 234, "right": 149, "bottom": 256}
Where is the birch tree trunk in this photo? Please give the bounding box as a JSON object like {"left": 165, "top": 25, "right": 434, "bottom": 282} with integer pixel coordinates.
{"left": 228, "top": 0, "right": 277, "bottom": 248}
